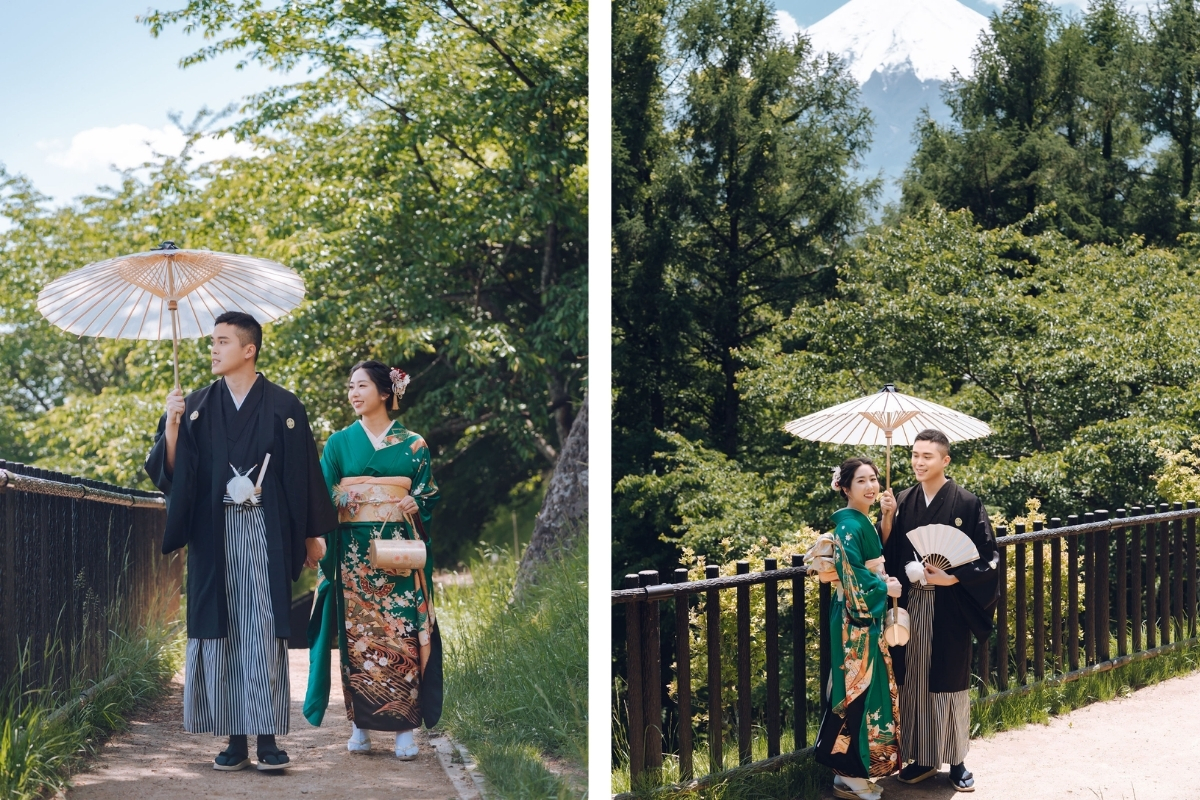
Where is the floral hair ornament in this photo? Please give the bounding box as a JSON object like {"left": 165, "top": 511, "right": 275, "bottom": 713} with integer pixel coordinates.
{"left": 389, "top": 368, "right": 411, "bottom": 410}
{"left": 830, "top": 465, "right": 842, "bottom": 492}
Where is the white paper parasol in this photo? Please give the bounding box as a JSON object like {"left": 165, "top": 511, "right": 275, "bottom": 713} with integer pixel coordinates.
{"left": 37, "top": 241, "right": 305, "bottom": 390}
{"left": 783, "top": 384, "right": 991, "bottom": 487}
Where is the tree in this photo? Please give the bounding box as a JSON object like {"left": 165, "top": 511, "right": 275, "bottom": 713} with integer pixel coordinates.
{"left": 611, "top": 0, "right": 877, "bottom": 575}
{"left": 0, "top": 0, "right": 587, "bottom": 565}
{"left": 670, "top": 0, "right": 876, "bottom": 457}
{"left": 515, "top": 395, "right": 587, "bottom": 596}
{"left": 1143, "top": 0, "right": 1200, "bottom": 205}
{"left": 903, "top": 0, "right": 1149, "bottom": 243}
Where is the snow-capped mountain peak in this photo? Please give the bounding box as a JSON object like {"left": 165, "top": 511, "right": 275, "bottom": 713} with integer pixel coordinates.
{"left": 802, "top": 0, "right": 990, "bottom": 84}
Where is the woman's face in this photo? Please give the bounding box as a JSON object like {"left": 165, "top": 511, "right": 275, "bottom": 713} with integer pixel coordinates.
{"left": 845, "top": 464, "right": 880, "bottom": 507}
{"left": 348, "top": 369, "right": 388, "bottom": 416}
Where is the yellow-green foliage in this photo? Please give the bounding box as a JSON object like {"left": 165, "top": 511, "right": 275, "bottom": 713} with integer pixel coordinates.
{"left": 1154, "top": 437, "right": 1200, "bottom": 504}
{"left": 672, "top": 528, "right": 822, "bottom": 755}
{"left": 989, "top": 499, "right": 1079, "bottom": 685}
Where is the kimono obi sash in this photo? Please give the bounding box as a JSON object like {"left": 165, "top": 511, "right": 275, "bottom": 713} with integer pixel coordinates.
{"left": 332, "top": 476, "right": 413, "bottom": 524}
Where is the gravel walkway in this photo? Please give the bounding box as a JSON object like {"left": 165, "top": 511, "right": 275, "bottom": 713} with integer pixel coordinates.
{"left": 821, "top": 670, "right": 1200, "bottom": 800}
{"left": 65, "top": 649, "right": 473, "bottom": 800}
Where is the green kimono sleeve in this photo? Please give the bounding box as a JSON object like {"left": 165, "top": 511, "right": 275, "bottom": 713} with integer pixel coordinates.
{"left": 409, "top": 439, "right": 441, "bottom": 522}
{"left": 305, "top": 432, "right": 344, "bottom": 726}
{"left": 836, "top": 522, "right": 889, "bottom": 624}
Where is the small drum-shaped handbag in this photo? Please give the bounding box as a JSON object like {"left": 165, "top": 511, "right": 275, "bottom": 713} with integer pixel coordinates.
{"left": 368, "top": 538, "right": 427, "bottom": 572}
{"left": 883, "top": 596, "right": 910, "bottom": 647}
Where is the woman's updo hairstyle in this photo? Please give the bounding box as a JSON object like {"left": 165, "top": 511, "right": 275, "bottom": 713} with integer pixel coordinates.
{"left": 350, "top": 360, "right": 394, "bottom": 406}
{"left": 831, "top": 457, "right": 880, "bottom": 498}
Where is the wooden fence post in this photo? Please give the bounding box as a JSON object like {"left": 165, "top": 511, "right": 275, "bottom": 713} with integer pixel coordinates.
{"left": 1050, "top": 517, "right": 1062, "bottom": 674}
{"left": 1115, "top": 509, "right": 1127, "bottom": 658}
{"left": 1033, "top": 520, "right": 1045, "bottom": 680}
{"left": 791, "top": 554, "right": 807, "bottom": 750}
{"left": 1016, "top": 523, "right": 1027, "bottom": 685}
{"left": 996, "top": 528, "right": 1009, "bottom": 691}
{"left": 1160, "top": 504, "right": 1171, "bottom": 645}
{"left": 1172, "top": 503, "right": 1185, "bottom": 640}
{"left": 674, "top": 567, "right": 693, "bottom": 781}
{"left": 735, "top": 561, "right": 752, "bottom": 765}
{"left": 1096, "top": 510, "right": 1110, "bottom": 663}
{"left": 638, "top": 570, "right": 663, "bottom": 779}
{"left": 623, "top": 574, "right": 645, "bottom": 783}
{"left": 764, "top": 558, "right": 780, "bottom": 758}
{"left": 1188, "top": 501, "right": 1197, "bottom": 638}
{"left": 705, "top": 564, "right": 723, "bottom": 774}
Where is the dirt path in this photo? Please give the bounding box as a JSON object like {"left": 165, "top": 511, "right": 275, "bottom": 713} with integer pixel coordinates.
{"left": 66, "top": 649, "right": 475, "bottom": 800}
{"left": 819, "top": 670, "right": 1200, "bottom": 800}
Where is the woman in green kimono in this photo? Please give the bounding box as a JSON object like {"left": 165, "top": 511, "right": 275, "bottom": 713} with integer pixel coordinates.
{"left": 303, "top": 360, "right": 440, "bottom": 760}
{"left": 814, "top": 457, "right": 902, "bottom": 800}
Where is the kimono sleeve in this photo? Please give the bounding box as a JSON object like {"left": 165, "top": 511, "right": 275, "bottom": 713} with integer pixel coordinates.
{"left": 320, "top": 431, "right": 344, "bottom": 495}
{"left": 297, "top": 406, "right": 339, "bottom": 540}
{"left": 836, "top": 522, "right": 889, "bottom": 624}
{"left": 947, "top": 494, "right": 1001, "bottom": 635}
{"left": 144, "top": 413, "right": 174, "bottom": 493}
{"left": 410, "top": 436, "right": 441, "bottom": 522}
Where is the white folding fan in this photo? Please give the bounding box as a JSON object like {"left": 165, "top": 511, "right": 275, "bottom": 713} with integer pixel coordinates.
{"left": 906, "top": 524, "right": 980, "bottom": 570}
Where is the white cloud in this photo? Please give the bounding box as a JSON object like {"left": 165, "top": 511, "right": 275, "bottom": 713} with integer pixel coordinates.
{"left": 775, "top": 10, "right": 803, "bottom": 42}
{"left": 38, "top": 124, "right": 257, "bottom": 172}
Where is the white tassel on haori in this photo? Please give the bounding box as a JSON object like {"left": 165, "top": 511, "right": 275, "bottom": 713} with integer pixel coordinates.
{"left": 226, "top": 464, "right": 259, "bottom": 506}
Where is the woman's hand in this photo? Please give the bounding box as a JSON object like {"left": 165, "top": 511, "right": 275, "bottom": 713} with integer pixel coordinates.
{"left": 885, "top": 576, "right": 902, "bottom": 597}
{"left": 924, "top": 564, "right": 959, "bottom": 586}
{"left": 304, "top": 536, "right": 327, "bottom": 569}
{"left": 398, "top": 496, "right": 419, "bottom": 516}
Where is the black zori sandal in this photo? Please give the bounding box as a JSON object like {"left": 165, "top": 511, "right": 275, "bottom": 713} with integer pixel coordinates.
{"left": 949, "top": 763, "right": 975, "bottom": 793}
{"left": 213, "top": 735, "right": 251, "bottom": 771}
{"left": 256, "top": 734, "right": 290, "bottom": 771}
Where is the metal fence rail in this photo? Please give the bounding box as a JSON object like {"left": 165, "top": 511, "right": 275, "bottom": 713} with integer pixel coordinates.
{"left": 0, "top": 460, "right": 178, "bottom": 691}
{"left": 613, "top": 501, "right": 1200, "bottom": 787}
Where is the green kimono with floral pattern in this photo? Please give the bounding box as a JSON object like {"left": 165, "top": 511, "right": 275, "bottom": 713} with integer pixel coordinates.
{"left": 303, "top": 419, "right": 440, "bottom": 731}
{"left": 814, "top": 507, "right": 900, "bottom": 779}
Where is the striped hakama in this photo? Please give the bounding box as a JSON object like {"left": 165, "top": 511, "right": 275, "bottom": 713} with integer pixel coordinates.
{"left": 183, "top": 503, "right": 290, "bottom": 735}
{"left": 899, "top": 585, "right": 970, "bottom": 767}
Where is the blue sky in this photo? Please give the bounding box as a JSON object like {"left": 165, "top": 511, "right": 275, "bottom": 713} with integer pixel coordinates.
{"left": 0, "top": 1, "right": 287, "bottom": 205}
{"left": 773, "top": 0, "right": 1097, "bottom": 27}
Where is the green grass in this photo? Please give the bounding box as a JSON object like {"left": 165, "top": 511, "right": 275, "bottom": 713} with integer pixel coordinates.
{"left": 971, "top": 638, "right": 1200, "bottom": 737}
{"left": 0, "top": 617, "right": 184, "bottom": 799}
{"left": 611, "top": 729, "right": 828, "bottom": 797}
{"left": 615, "top": 636, "right": 1200, "bottom": 800}
{"left": 439, "top": 543, "right": 588, "bottom": 799}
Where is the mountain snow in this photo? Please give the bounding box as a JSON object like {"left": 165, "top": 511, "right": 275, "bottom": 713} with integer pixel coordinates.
{"left": 800, "top": 0, "right": 990, "bottom": 84}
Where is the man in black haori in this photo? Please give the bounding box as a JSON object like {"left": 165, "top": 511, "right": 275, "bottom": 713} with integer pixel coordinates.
{"left": 145, "top": 311, "right": 338, "bottom": 772}
{"left": 878, "top": 428, "right": 999, "bottom": 793}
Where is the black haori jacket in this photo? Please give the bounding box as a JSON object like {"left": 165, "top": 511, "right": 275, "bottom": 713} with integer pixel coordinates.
{"left": 145, "top": 374, "right": 338, "bottom": 640}
{"left": 880, "top": 479, "right": 1001, "bottom": 693}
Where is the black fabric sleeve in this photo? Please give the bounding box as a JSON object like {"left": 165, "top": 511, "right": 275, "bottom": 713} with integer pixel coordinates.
{"left": 144, "top": 413, "right": 173, "bottom": 494}
{"left": 146, "top": 409, "right": 199, "bottom": 555}
{"left": 946, "top": 495, "right": 1001, "bottom": 637}
{"left": 298, "top": 404, "right": 339, "bottom": 540}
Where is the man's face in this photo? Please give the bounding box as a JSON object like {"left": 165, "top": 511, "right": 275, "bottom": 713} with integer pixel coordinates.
{"left": 210, "top": 323, "right": 256, "bottom": 375}
{"left": 911, "top": 440, "right": 951, "bottom": 484}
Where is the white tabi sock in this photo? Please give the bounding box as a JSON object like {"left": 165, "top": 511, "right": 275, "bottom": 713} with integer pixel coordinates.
{"left": 395, "top": 729, "right": 418, "bottom": 759}
{"left": 348, "top": 722, "right": 372, "bottom": 752}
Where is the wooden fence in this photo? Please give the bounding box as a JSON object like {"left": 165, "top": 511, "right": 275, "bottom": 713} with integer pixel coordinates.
{"left": 613, "top": 501, "right": 1200, "bottom": 786}
{"left": 0, "top": 460, "right": 178, "bottom": 691}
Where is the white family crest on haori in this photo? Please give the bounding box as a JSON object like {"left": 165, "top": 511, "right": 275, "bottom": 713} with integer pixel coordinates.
{"left": 905, "top": 524, "right": 980, "bottom": 571}
{"left": 783, "top": 384, "right": 992, "bottom": 487}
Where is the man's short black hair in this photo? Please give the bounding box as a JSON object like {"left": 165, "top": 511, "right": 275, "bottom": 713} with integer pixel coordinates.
{"left": 914, "top": 428, "right": 951, "bottom": 455}
{"left": 213, "top": 311, "right": 262, "bottom": 361}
